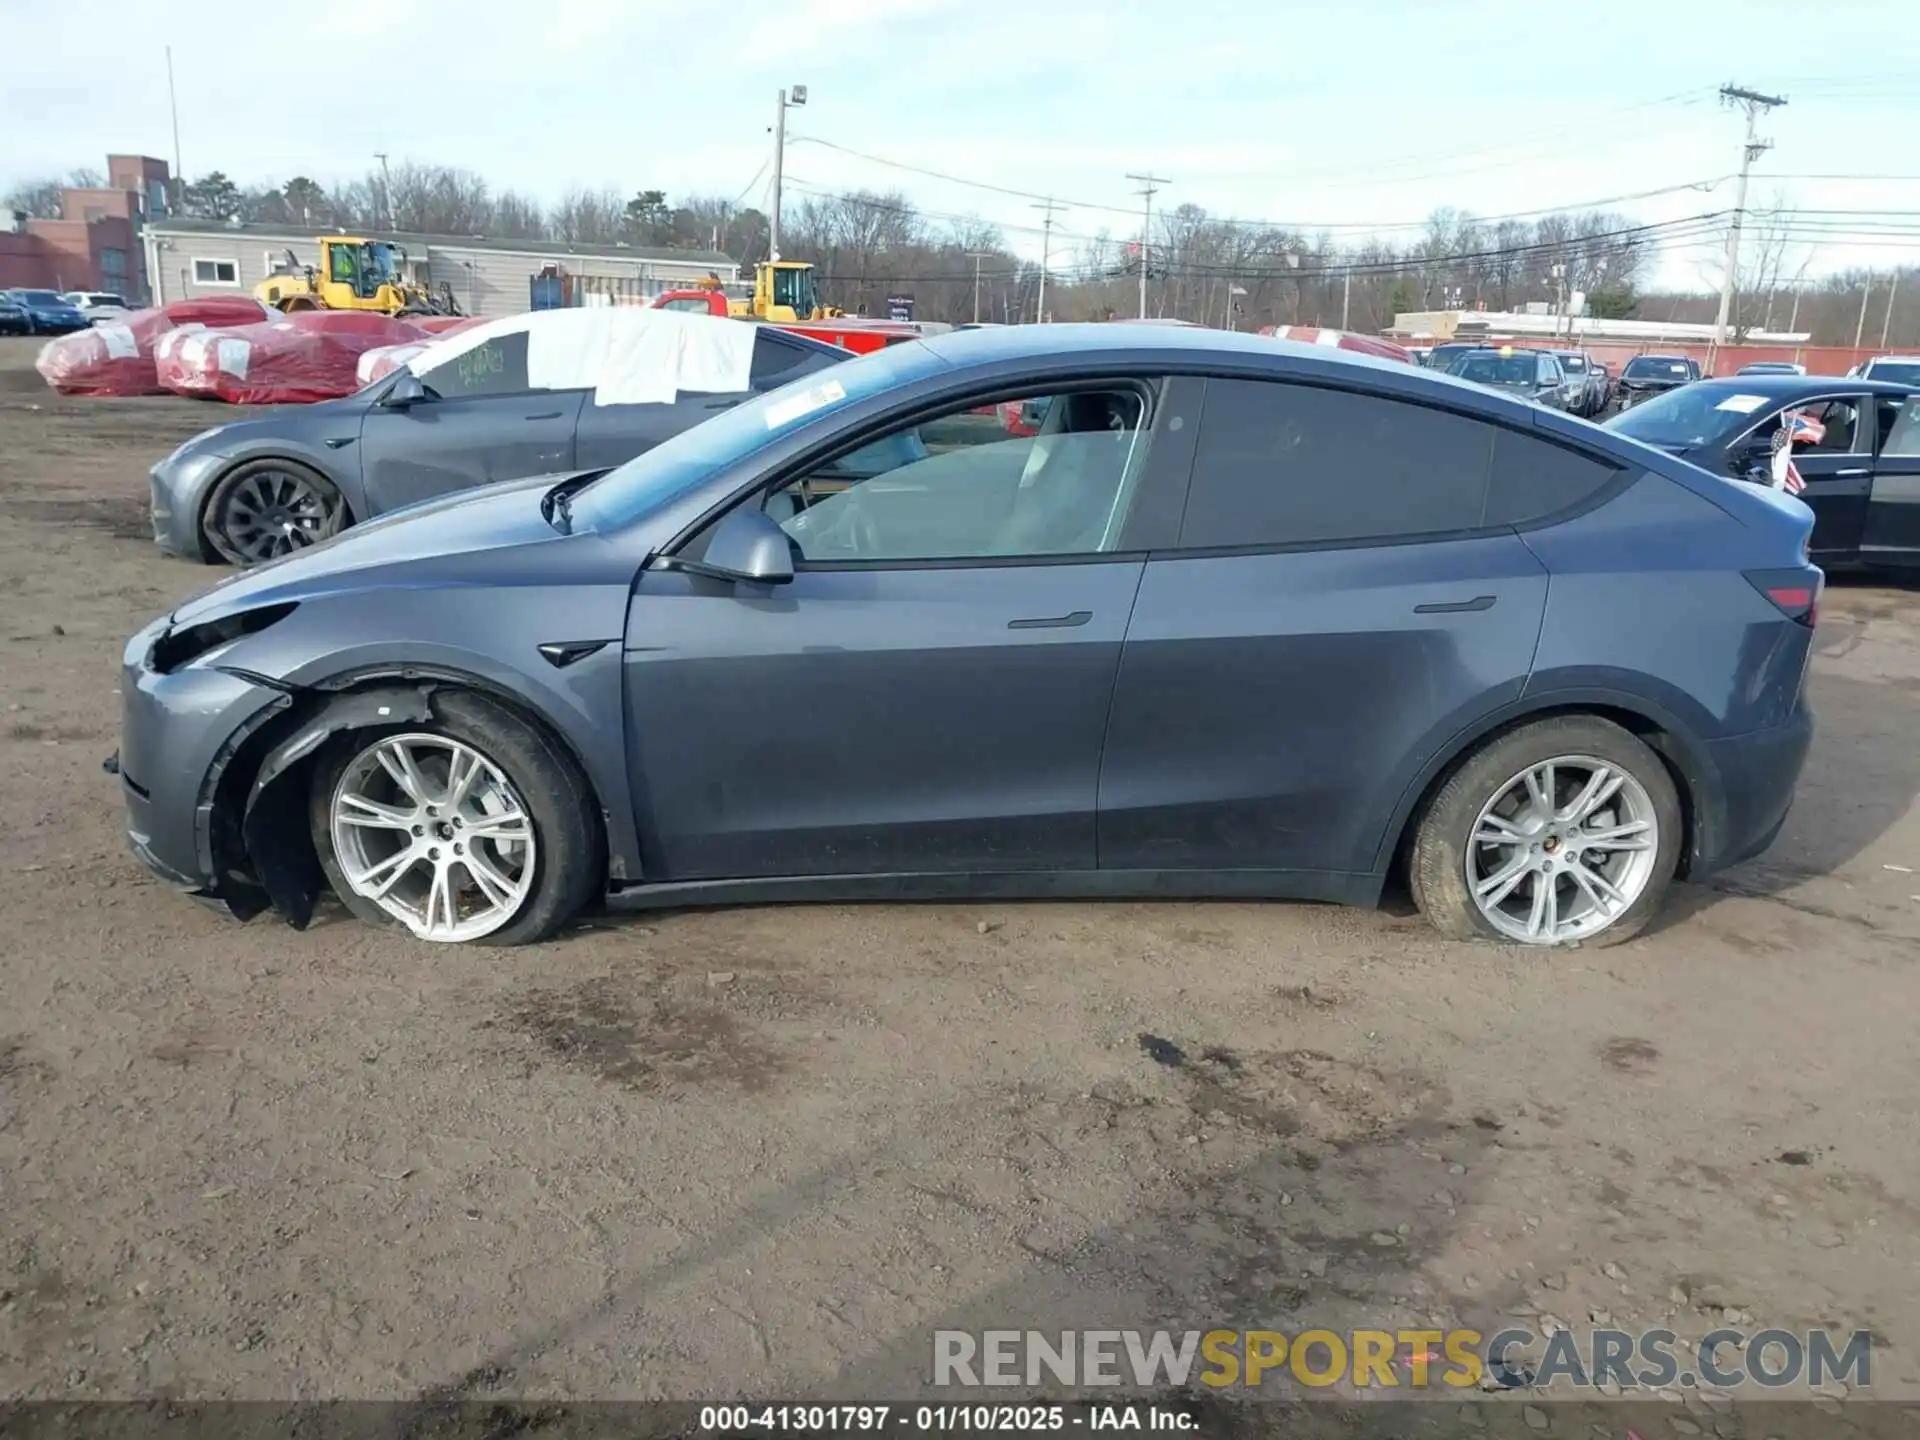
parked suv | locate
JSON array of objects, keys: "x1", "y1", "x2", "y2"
[
  {"x1": 1551, "y1": 349, "x2": 1606, "y2": 417},
  {"x1": 114, "y1": 326, "x2": 1817, "y2": 952},
  {"x1": 1444, "y1": 346, "x2": 1579, "y2": 410}
]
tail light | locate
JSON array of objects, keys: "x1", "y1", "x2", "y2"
[{"x1": 1744, "y1": 567, "x2": 1822, "y2": 627}]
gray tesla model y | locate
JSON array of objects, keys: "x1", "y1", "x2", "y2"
[{"x1": 113, "y1": 325, "x2": 1819, "y2": 948}]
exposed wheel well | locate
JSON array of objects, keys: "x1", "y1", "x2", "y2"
[
  {"x1": 1388, "y1": 702, "x2": 1699, "y2": 887},
  {"x1": 209, "y1": 675, "x2": 609, "y2": 926}
]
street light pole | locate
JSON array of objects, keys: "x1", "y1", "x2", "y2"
[
  {"x1": 1125, "y1": 172, "x2": 1169, "y2": 319},
  {"x1": 769, "y1": 84, "x2": 807, "y2": 262}
]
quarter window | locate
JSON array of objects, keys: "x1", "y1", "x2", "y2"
[
  {"x1": 764, "y1": 388, "x2": 1149, "y2": 564},
  {"x1": 1180, "y1": 379, "x2": 1495, "y2": 548}
]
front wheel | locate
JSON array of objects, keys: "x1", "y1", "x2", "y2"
[
  {"x1": 1409, "y1": 715, "x2": 1682, "y2": 947},
  {"x1": 202, "y1": 458, "x2": 347, "y2": 567},
  {"x1": 309, "y1": 692, "x2": 603, "y2": 945}
]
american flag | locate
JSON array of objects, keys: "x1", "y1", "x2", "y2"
[{"x1": 1769, "y1": 410, "x2": 1821, "y2": 495}]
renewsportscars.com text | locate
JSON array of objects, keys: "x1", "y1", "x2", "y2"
[{"x1": 932, "y1": 1327, "x2": 1871, "y2": 1391}]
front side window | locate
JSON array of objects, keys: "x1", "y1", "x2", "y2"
[
  {"x1": 1181, "y1": 379, "x2": 1496, "y2": 549},
  {"x1": 766, "y1": 388, "x2": 1150, "y2": 564},
  {"x1": 414, "y1": 331, "x2": 532, "y2": 398}
]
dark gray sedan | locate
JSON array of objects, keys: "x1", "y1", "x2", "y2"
[
  {"x1": 114, "y1": 325, "x2": 1818, "y2": 951},
  {"x1": 149, "y1": 317, "x2": 850, "y2": 565}
]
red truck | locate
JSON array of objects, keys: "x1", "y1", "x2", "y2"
[{"x1": 650, "y1": 289, "x2": 921, "y2": 355}]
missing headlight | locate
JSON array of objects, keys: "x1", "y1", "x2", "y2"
[{"x1": 149, "y1": 603, "x2": 298, "y2": 674}]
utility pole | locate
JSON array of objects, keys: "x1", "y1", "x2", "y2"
[
  {"x1": 1031, "y1": 199, "x2": 1065, "y2": 323},
  {"x1": 165, "y1": 46, "x2": 184, "y2": 211},
  {"x1": 769, "y1": 84, "x2": 807, "y2": 262},
  {"x1": 967, "y1": 252, "x2": 992, "y2": 323},
  {"x1": 374, "y1": 152, "x2": 392, "y2": 231},
  {"x1": 1882, "y1": 269, "x2": 1901, "y2": 349},
  {"x1": 1855, "y1": 276, "x2": 1873, "y2": 350},
  {"x1": 1125, "y1": 172, "x2": 1170, "y2": 320},
  {"x1": 1712, "y1": 83, "x2": 1787, "y2": 350},
  {"x1": 1341, "y1": 268, "x2": 1352, "y2": 330}
]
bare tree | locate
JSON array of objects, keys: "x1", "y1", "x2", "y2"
[
  {"x1": 550, "y1": 187, "x2": 624, "y2": 246},
  {"x1": 3, "y1": 178, "x2": 65, "y2": 219}
]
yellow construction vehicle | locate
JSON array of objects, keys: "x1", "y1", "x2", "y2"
[
  {"x1": 738, "y1": 260, "x2": 844, "y2": 322},
  {"x1": 253, "y1": 238, "x2": 461, "y2": 317}
]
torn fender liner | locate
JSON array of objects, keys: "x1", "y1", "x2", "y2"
[{"x1": 241, "y1": 686, "x2": 436, "y2": 928}]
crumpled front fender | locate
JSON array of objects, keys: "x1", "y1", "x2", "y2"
[{"x1": 241, "y1": 685, "x2": 436, "y2": 927}]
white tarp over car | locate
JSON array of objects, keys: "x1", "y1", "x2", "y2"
[{"x1": 408, "y1": 306, "x2": 759, "y2": 407}]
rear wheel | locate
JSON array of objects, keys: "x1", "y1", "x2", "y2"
[
  {"x1": 203, "y1": 458, "x2": 347, "y2": 567},
  {"x1": 1410, "y1": 715, "x2": 1682, "y2": 947},
  {"x1": 309, "y1": 693, "x2": 603, "y2": 946}
]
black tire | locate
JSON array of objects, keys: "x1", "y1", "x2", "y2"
[
  {"x1": 1408, "y1": 714, "x2": 1683, "y2": 948},
  {"x1": 202, "y1": 458, "x2": 348, "y2": 567},
  {"x1": 308, "y1": 691, "x2": 605, "y2": 946}
]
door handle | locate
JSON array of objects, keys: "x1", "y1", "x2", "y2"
[
  {"x1": 1008, "y1": 610, "x2": 1092, "y2": 630},
  {"x1": 525, "y1": 410, "x2": 564, "y2": 421},
  {"x1": 705, "y1": 399, "x2": 741, "y2": 410},
  {"x1": 1834, "y1": 467, "x2": 1869, "y2": 477},
  {"x1": 1413, "y1": 595, "x2": 1497, "y2": 614}
]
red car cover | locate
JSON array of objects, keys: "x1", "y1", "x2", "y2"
[
  {"x1": 1260, "y1": 325, "x2": 1414, "y2": 364},
  {"x1": 155, "y1": 311, "x2": 427, "y2": 404},
  {"x1": 34, "y1": 296, "x2": 274, "y2": 396},
  {"x1": 355, "y1": 315, "x2": 487, "y2": 387}
]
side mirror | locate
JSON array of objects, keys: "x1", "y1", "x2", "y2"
[
  {"x1": 688, "y1": 507, "x2": 795, "y2": 586},
  {"x1": 382, "y1": 370, "x2": 428, "y2": 408}
]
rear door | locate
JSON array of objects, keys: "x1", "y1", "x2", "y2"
[
  {"x1": 1098, "y1": 377, "x2": 1627, "y2": 878},
  {"x1": 1864, "y1": 391, "x2": 1920, "y2": 562},
  {"x1": 359, "y1": 329, "x2": 583, "y2": 515},
  {"x1": 573, "y1": 330, "x2": 842, "y2": 471}
]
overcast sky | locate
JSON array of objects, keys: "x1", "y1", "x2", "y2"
[{"x1": 5, "y1": 0, "x2": 1917, "y2": 289}]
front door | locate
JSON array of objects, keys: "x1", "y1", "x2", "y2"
[
  {"x1": 1863, "y1": 391, "x2": 1920, "y2": 562},
  {"x1": 1098, "y1": 378, "x2": 1623, "y2": 877},
  {"x1": 360, "y1": 329, "x2": 584, "y2": 515},
  {"x1": 1770, "y1": 395, "x2": 1874, "y2": 560},
  {"x1": 623, "y1": 382, "x2": 1170, "y2": 881}
]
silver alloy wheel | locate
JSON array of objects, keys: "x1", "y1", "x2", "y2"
[
  {"x1": 328, "y1": 733, "x2": 536, "y2": 943},
  {"x1": 1465, "y1": 754, "x2": 1659, "y2": 945},
  {"x1": 220, "y1": 467, "x2": 340, "y2": 563}
]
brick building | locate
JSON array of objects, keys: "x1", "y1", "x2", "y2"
[{"x1": 0, "y1": 154, "x2": 171, "y2": 300}]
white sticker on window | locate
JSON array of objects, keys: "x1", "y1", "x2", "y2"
[
  {"x1": 1715, "y1": 393, "x2": 1768, "y2": 414},
  {"x1": 763, "y1": 378, "x2": 846, "y2": 430}
]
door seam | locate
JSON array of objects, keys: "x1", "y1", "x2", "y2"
[{"x1": 1091, "y1": 559, "x2": 1153, "y2": 870}]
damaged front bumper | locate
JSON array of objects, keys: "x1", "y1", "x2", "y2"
[{"x1": 116, "y1": 615, "x2": 441, "y2": 929}]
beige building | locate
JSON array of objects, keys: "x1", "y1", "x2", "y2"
[{"x1": 141, "y1": 220, "x2": 739, "y2": 317}]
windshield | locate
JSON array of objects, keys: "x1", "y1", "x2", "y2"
[
  {"x1": 1450, "y1": 353, "x2": 1538, "y2": 387},
  {"x1": 1558, "y1": 355, "x2": 1587, "y2": 373},
  {"x1": 1606, "y1": 385, "x2": 1777, "y2": 448},
  {"x1": 17, "y1": 291, "x2": 63, "y2": 305},
  {"x1": 1624, "y1": 356, "x2": 1695, "y2": 380},
  {"x1": 1866, "y1": 361, "x2": 1920, "y2": 387},
  {"x1": 568, "y1": 339, "x2": 949, "y2": 532}
]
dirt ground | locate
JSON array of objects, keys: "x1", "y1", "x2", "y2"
[{"x1": 3, "y1": 334, "x2": 1919, "y2": 1420}]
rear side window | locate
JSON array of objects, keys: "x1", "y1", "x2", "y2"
[
  {"x1": 1179, "y1": 378, "x2": 1494, "y2": 549},
  {"x1": 1485, "y1": 430, "x2": 1623, "y2": 526}
]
